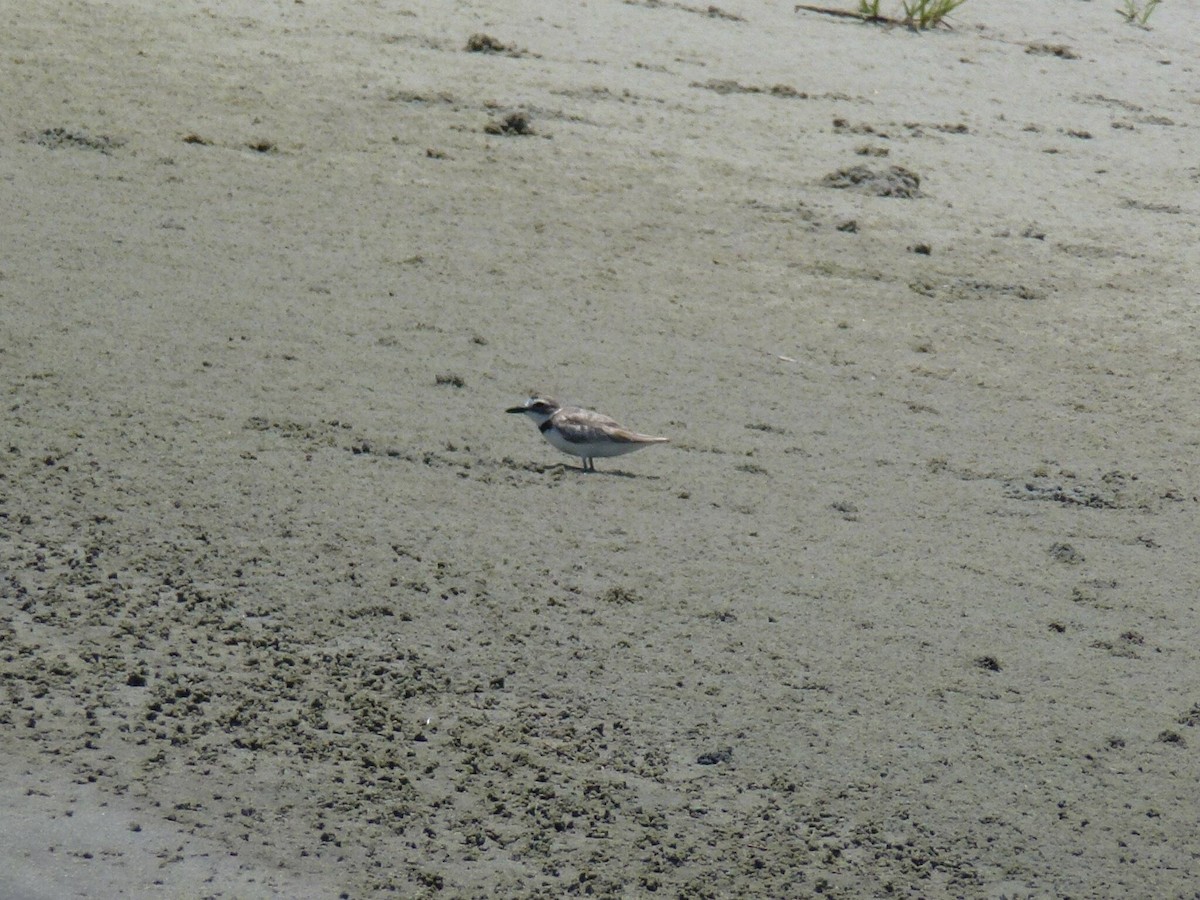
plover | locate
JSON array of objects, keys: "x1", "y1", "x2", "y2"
[{"x1": 506, "y1": 396, "x2": 669, "y2": 472}]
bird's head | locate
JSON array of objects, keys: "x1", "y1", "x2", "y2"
[{"x1": 506, "y1": 395, "x2": 561, "y2": 425}]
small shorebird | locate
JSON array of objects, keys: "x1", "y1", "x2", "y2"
[{"x1": 506, "y1": 396, "x2": 669, "y2": 472}]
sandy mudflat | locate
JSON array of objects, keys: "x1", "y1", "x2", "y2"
[{"x1": 3, "y1": 0, "x2": 1200, "y2": 896}]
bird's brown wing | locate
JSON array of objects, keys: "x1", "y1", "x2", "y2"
[
  {"x1": 550, "y1": 409, "x2": 620, "y2": 444},
  {"x1": 553, "y1": 408, "x2": 669, "y2": 444}
]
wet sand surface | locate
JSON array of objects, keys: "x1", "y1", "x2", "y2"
[{"x1": 3, "y1": 1, "x2": 1200, "y2": 896}]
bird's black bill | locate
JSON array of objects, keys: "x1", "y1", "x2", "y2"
[{"x1": 505, "y1": 406, "x2": 527, "y2": 414}]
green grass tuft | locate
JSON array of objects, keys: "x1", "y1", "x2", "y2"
[
  {"x1": 901, "y1": 0, "x2": 969, "y2": 28},
  {"x1": 1117, "y1": 0, "x2": 1161, "y2": 26}
]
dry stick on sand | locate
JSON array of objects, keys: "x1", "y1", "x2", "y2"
[
  {"x1": 794, "y1": 3, "x2": 963, "y2": 29},
  {"x1": 793, "y1": 4, "x2": 900, "y2": 25}
]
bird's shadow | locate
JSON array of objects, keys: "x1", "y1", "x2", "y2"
[{"x1": 561, "y1": 464, "x2": 660, "y2": 480}]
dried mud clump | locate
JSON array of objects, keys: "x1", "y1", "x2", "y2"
[
  {"x1": 1177, "y1": 704, "x2": 1200, "y2": 728},
  {"x1": 600, "y1": 586, "x2": 644, "y2": 605},
  {"x1": 29, "y1": 127, "x2": 123, "y2": 153},
  {"x1": 1048, "y1": 542, "x2": 1085, "y2": 565},
  {"x1": 464, "y1": 33, "x2": 531, "y2": 57},
  {"x1": 1026, "y1": 42, "x2": 1079, "y2": 60},
  {"x1": 822, "y1": 164, "x2": 921, "y2": 198},
  {"x1": 484, "y1": 111, "x2": 535, "y2": 135},
  {"x1": 693, "y1": 79, "x2": 808, "y2": 98},
  {"x1": 705, "y1": 5, "x2": 744, "y2": 22},
  {"x1": 466, "y1": 33, "x2": 511, "y2": 53}
]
